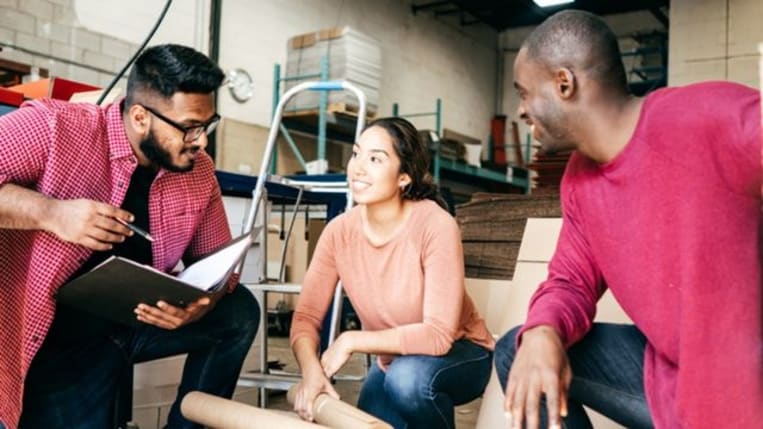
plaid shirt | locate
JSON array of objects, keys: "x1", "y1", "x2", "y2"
[{"x1": 0, "y1": 99, "x2": 233, "y2": 428}]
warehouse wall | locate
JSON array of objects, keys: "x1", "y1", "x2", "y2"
[
  {"x1": 214, "y1": 0, "x2": 500, "y2": 175},
  {"x1": 217, "y1": 0, "x2": 498, "y2": 145},
  {"x1": 0, "y1": 0, "x2": 206, "y2": 88},
  {"x1": 669, "y1": 0, "x2": 762, "y2": 87}
]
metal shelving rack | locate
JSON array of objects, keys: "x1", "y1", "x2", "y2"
[{"x1": 392, "y1": 99, "x2": 530, "y2": 193}]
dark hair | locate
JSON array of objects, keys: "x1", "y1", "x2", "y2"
[
  {"x1": 523, "y1": 10, "x2": 629, "y2": 94},
  {"x1": 365, "y1": 117, "x2": 448, "y2": 211},
  {"x1": 124, "y1": 44, "x2": 225, "y2": 106}
]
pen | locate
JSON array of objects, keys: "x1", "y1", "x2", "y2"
[{"x1": 115, "y1": 218, "x2": 155, "y2": 242}]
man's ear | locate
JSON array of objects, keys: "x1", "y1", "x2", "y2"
[
  {"x1": 555, "y1": 67, "x2": 576, "y2": 100},
  {"x1": 127, "y1": 104, "x2": 149, "y2": 134}
]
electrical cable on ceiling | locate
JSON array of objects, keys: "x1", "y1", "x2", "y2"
[{"x1": 96, "y1": 0, "x2": 174, "y2": 105}]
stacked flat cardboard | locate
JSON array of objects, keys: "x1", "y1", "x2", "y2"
[
  {"x1": 456, "y1": 193, "x2": 561, "y2": 279},
  {"x1": 285, "y1": 27, "x2": 381, "y2": 115},
  {"x1": 528, "y1": 149, "x2": 572, "y2": 190}
]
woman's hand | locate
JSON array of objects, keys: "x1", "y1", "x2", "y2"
[
  {"x1": 293, "y1": 370, "x2": 340, "y2": 422},
  {"x1": 320, "y1": 332, "x2": 354, "y2": 378}
]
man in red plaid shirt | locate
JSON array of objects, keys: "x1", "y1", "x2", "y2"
[{"x1": 0, "y1": 44, "x2": 260, "y2": 429}]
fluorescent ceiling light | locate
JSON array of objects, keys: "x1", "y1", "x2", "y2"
[{"x1": 533, "y1": 0, "x2": 574, "y2": 7}]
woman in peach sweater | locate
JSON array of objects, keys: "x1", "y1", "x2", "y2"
[{"x1": 289, "y1": 117, "x2": 495, "y2": 429}]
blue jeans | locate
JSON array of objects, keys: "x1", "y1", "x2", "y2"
[
  {"x1": 19, "y1": 285, "x2": 260, "y2": 429},
  {"x1": 495, "y1": 323, "x2": 653, "y2": 429},
  {"x1": 357, "y1": 339, "x2": 492, "y2": 429}
]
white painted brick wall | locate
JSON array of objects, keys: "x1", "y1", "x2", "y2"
[
  {"x1": 69, "y1": 27, "x2": 100, "y2": 52},
  {"x1": 74, "y1": 0, "x2": 207, "y2": 50},
  {"x1": 51, "y1": 40, "x2": 83, "y2": 62},
  {"x1": 1, "y1": 49, "x2": 32, "y2": 65},
  {"x1": 96, "y1": 71, "x2": 116, "y2": 88},
  {"x1": 727, "y1": 55, "x2": 758, "y2": 86},
  {"x1": 100, "y1": 37, "x2": 132, "y2": 59},
  {"x1": 51, "y1": 3, "x2": 77, "y2": 24},
  {"x1": 82, "y1": 49, "x2": 115, "y2": 71},
  {"x1": 0, "y1": 1, "x2": 184, "y2": 94},
  {"x1": 36, "y1": 21, "x2": 70, "y2": 44},
  {"x1": 0, "y1": 26, "x2": 15, "y2": 43},
  {"x1": 0, "y1": 9, "x2": 36, "y2": 33},
  {"x1": 16, "y1": 31, "x2": 51, "y2": 55},
  {"x1": 31, "y1": 55, "x2": 54, "y2": 70},
  {"x1": 0, "y1": 0, "x2": 207, "y2": 90},
  {"x1": 670, "y1": 0, "x2": 763, "y2": 87},
  {"x1": 18, "y1": 0, "x2": 53, "y2": 22},
  {"x1": 68, "y1": 63, "x2": 99, "y2": 84}
]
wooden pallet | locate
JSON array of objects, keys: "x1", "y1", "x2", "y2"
[{"x1": 283, "y1": 102, "x2": 377, "y2": 119}]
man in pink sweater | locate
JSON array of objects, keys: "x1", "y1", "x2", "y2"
[{"x1": 495, "y1": 10, "x2": 762, "y2": 429}]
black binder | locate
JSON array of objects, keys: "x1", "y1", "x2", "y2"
[{"x1": 57, "y1": 232, "x2": 255, "y2": 327}]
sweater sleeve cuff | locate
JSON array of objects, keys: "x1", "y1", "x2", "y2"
[{"x1": 517, "y1": 315, "x2": 569, "y2": 349}]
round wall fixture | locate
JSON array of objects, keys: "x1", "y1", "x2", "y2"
[{"x1": 226, "y1": 68, "x2": 254, "y2": 103}]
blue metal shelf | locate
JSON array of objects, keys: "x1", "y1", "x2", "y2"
[{"x1": 393, "y1": 99, "x2": 530, "y2": 193}]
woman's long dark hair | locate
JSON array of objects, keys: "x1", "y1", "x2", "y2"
[{"x1": 364, "y1": 117, "x2": 448, "y2": 211}]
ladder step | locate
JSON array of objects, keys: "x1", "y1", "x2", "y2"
[{"x1": 238, "y1": 372, "x2": 300, "y2": 391}]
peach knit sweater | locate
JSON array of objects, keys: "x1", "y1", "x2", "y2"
[{"x1": 290, "y1": 199, "x2": 494, "y2": 362}]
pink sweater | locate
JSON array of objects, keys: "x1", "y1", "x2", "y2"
[
  {"x1": 521, "y1": 82, "x2": 762, "y2": 428},
  {"x1": 290, "y1": 199, "x2": 494, "y2": 362}
]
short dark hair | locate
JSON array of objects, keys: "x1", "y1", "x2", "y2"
[
  {"x1": 125, "y1": 44, "x2": 225, "y2": 106},
  {"x1": 365, "y1": 117, "x2": 448, "y2": 211},
  {"x1": 523, "y1": 10, "x2": 628, "y2": 94}
]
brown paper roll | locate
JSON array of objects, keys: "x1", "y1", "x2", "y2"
[
  {"x1": 286, "y1": 385, "x2": 393, "y2": 429},
  {"x1": 181, "y1": 391, "x2": 328, "y2": 429}
]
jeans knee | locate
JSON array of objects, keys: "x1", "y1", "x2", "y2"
[
  {"x1": 494, "y1": 325, "x2": 522, "y2": 388},
  {"x1": 384, "y1": 361, "x2": 430, "y2": 414}
]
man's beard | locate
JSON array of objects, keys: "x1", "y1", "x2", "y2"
[
  {"x1": 535, "y1": 100, "x2": 573, "y2": 155},
  {"x1": 139, "y1": 131, "x2": 196, "y2": 173}
]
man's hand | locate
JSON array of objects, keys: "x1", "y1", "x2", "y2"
[
  {"x1": 293, "y1": 370, "x2": 340, "y2": 422},
  {"x1": 135, "y1": 293, "x2": 219, "y2": 329},
  {"x1": 504, "y1": 325, "x2": 571, "y2": 429},
  {"x1": 44, "y1": 198, "x2": 134, "y2": 250},
  {"x1": 320, "y1": 332, "x2": 354, "y2": 378}
]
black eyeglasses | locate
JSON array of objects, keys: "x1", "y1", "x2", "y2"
[{"x1": 140, "y1": 104, "x2": 221, "y2": 143}]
